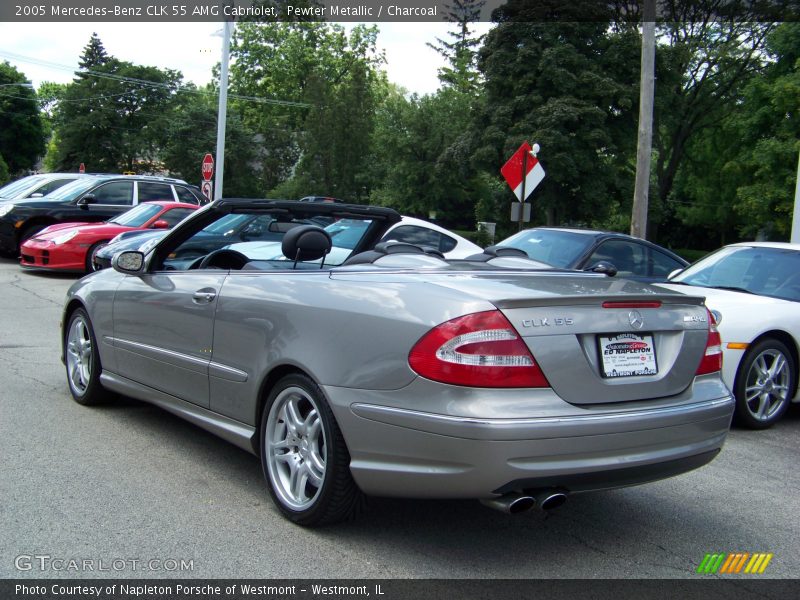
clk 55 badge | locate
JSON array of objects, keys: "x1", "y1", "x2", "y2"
[{"x1": 521, "y1": 317, "x2": 575, "y2": 328}]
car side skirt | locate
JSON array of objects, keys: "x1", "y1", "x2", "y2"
[{"x1": 99, "y1": 371, "x2": 256, "y2": 454}]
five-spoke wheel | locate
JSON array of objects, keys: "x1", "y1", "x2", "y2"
[
  {"x1": 65, "y1": 308, "x2": 111, "y2": 405},
  {"x1": 261, "y1": 374, "x2": 363, "y2": 526},
  {"x1": 735, "y1": 338, "x2": 796, "y2": 429}
]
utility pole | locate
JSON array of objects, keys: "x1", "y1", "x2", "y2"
[
  {"x1": 792, "y1": 148, "x2": 800, "y2": 243},
  {"x1": 631, "y1": 0, "x2": 656, "y2": 239},
  {"x1": 214, "y1": 14, "x2": 232, "y2": 201}
]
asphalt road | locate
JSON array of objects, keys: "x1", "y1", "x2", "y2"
[{"x1": 1, "y1": 258, "x2": 798, "y2": 581}]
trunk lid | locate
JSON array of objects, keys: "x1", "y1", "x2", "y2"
[{"x1": 427, "y1": 272, "x2": 710, "y2": 404}]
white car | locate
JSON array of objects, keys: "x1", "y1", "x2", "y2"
[
  {"x1": 659, "y1": 242, "x2": 800, "y2": 429},
  {"x1": 228, "y1": 216, "x2": 483, "y2": 263},
  {"x1": 379, "y1": 216, "x2": 482, "y2": 258},
  {"x1": 0, "y1": 173, "x2": 87, "y2": 201}
]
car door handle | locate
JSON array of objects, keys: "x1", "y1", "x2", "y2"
[{"x1": 192, "y1": 289, "x2": 217, "y2": 304}]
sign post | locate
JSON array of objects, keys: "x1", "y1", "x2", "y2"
[
  {"x1": 201, "y1": 153, "x2": 214, "y2": 201},
  {"x1": 501, "y1": 142, "x2": 545, "y2": 230}
]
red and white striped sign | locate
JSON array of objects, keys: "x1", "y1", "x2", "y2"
[{"x1": 501, "y1": 141, "x2": 545, "y2": 201}]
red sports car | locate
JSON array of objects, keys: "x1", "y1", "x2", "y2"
[{"x1": 20, "y1": 201, "x2": 199, "y2": 272}]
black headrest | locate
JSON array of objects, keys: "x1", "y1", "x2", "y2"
[{"x1": 281, "y1": 225, "x2": 332, "y2": 261}]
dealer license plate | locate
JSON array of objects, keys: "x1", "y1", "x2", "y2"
[{"x1": 598, "y1": 333, "x2": 658, "y2": 378}]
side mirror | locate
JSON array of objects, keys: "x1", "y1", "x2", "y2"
[
  {"x1": 151, "y1": 220, "x2": 170, "y2": 229},
  {"x1": 112, "y1": 250, "x2": 145, "y2": 275},
  {"x1": 586, "y1": 261, "x2": 618, "y2": 277},
  {"x1": 77, "y1": 193, "x2": 97, "y2": 207}
]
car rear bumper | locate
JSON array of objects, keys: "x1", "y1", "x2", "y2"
[{"x1": 323, "y1": 375, "x2": 734, "y2": 499}]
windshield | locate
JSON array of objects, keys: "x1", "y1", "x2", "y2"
[
  {"x1": 498, "y1": 229, "x2": 595, "y2": 267},
  {"x1": 44, "y1": 177, "x2": 104, "y2": 201},
  {"x1": 673, "y1": 246, "x2": 800, "y2": 302},
  {"x1": 201, "y1": 213, "x2": 253, "y2": 235},
  {"x1": 161, "y1": 210, "x2": 377, "y2": 270},
  {"x1": 0, "y1": 175, "x2": 46, "y2": 198},
  {"x1": 110, "y1": 203, "x2": 163, "y2": 227},
  {"x1": 325, "y1": 219, "x2": 371, "y2": 250}
]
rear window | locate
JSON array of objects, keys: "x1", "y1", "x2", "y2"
[
  {"x1": 499, "y1": 229, "x2": 594, "y2": 267},
  {"x1": 137, "y1": 182, "x2": 175, "y2": 202},
  {"x1": 383, "y1": 225, "x2": 457, "y2": 253},
  {"x1": 175, "y1": 186, "x2": 202, "y2": 204},
  {"x1": 110, "y1": 203, "x2": 164, "y2": 227}
]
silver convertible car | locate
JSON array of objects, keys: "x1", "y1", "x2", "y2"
[{"x1": 62, "y1": 199, "x2": 734, "y2": 526}]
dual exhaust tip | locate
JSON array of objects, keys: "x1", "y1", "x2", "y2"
[{"x1": 480, "y1": 490, "x2": 567, "y2": 515}]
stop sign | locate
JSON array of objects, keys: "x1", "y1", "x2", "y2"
[{"x1": 201, "y1": 153, "x2": 214, "y2": 181}]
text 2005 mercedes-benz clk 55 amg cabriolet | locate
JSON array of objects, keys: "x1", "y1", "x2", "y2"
[{"x1": 61, "y1": 199, "x2": 734, "y2": 526}]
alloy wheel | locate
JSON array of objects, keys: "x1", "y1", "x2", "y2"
[
  {"x1": 66, "y1": 316, "x2": 93, "y2": 395},
  {"x1": 265, "y1": 386, "x2": 327, "y2": 510},
  {"x1": 744, "y1": 348, "x2": 791, "y2": 422}
]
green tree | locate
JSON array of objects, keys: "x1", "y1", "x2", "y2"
[
  {"x1": 161, "y1": 85, "x2": 262, "y2": 198},
  {"x1": 229, "y1": 23, "x2": 384, "y2": 196},
  {"x1": 731, "y1": 23, "x2": 799, "y2": 240},
  {"x1": 52, "y1": 36, "x2": 183, "y2": 173},
  {"x1": 472, "y1": 0, "x2": 638, "y2": 227},
  {"x1": 668, "y1": 21, "x2": 796, "y2": 245},
  {"x1": 0, "y1": 62, "x2": 46, "y2": 175},
  {"x1": 651, "y1": 13, "x2": 775, "y2": 230},
  {"x1": 427, "y1": 0, "x2": 486, "y2": 94},
  {"x1": 368, "y1": 85, "x2": 484, "y2": 227},
  {"x1": 0, "y1": 153, "x2": 9, "y2": 185}
]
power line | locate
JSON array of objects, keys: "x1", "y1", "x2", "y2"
[{"x1": 0, "y1": 50, "x2": 311, "y2": 108}]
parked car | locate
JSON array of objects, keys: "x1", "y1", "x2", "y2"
[
  {"x1": 20, "y1": 201, "x2": 199, "y2": 273},
  {"x1": 62, "y1": 198, "x2": 733, "y2": 526},
  {"x1": 659, "y1": 242, "x2": 800, "y2": 429},
  {"x1": 495, "y1": 227, "x2": 689, "y2": 282},
  {"x1": 381, "y1": 216, "x2": 482, "y2": 258},
  {"x1": 0, "y1": 174, "x2": 205, "y2": 257},
  {"x1": 90, "y1": 229, "x2": 169, "y2": 270},
  {"x1": 0, "y1": 173, "x2": 88, "y2": 201}
]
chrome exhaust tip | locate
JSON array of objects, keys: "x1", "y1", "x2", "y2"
[
  {"x1": 480, "y1": 493, "x2": 536, "y2": 514},
  {"x1": 534, "y1": 489, "x2": 567, "y2": 511}
]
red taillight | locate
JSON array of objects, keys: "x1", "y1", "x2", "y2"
[
  {"x1": 408, "y1": 310, "x2": 550, "y2": 388},
  {"x1": 696, "y1": 308, "x2": 723, "y2": 375}
]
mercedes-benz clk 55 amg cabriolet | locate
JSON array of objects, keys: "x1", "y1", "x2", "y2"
[{"x1": 62, "y1": 199, "x2": 734, "y2": 526}]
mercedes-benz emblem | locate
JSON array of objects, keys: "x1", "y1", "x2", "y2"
[{"x1": 629, "y1": 310, "x2": 644, "y2": 330}]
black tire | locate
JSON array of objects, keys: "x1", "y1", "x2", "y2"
[
  {"x1": 64, "y1": 308, "x2": 114, "y2": 406},
  {"x1": 86, "y1": 241, "x2": 110, "y2": 272},
  {"x1": 734, "y1": 338, "x2": 796, "y2": 429},
  {"x1": 260, "y1": 374, "x2": 364, "y2": 526}
]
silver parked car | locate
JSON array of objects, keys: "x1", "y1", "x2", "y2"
[{"x1": 62, "y1": 199, "x2": 734, "y2": 526}]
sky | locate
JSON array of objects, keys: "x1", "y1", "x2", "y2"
[{"x1": 0, "y1": 22, "x2": 493, "y2": 96}]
